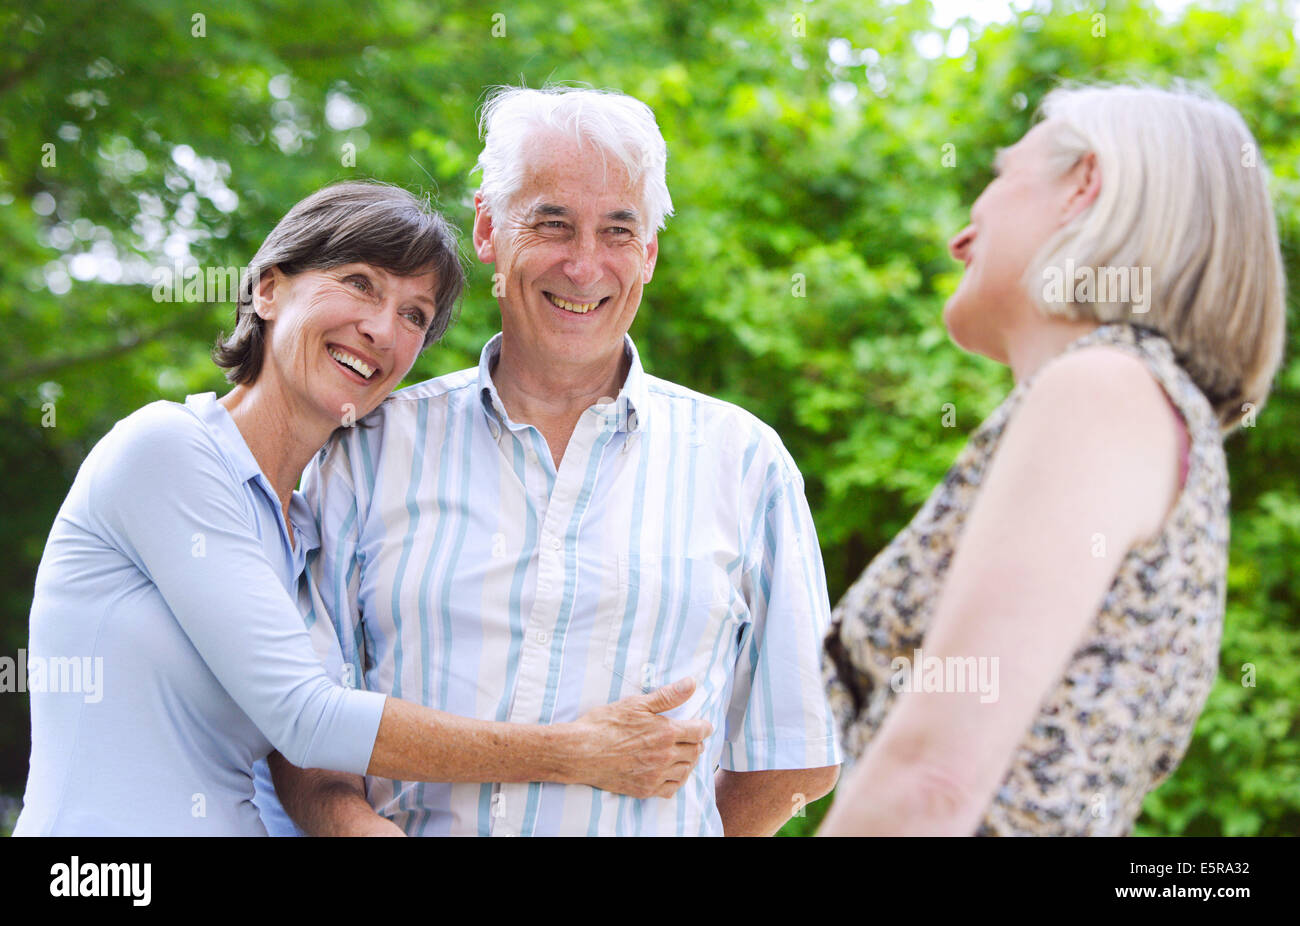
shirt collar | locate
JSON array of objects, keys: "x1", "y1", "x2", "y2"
[
  {"x1": 476, "y1": 332, "x2": 649, "y2": 435},
  {"x1": 184, "y1": 392, "x2": 321, "y2": 554}
]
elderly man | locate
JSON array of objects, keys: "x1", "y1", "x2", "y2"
[{"x1": 275, "y1": 86, "x2": 840, "y2": 836}]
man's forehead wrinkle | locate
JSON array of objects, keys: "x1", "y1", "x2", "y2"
[{"x1": 518, "y1": 131, "x2": 644, "y2": 202}]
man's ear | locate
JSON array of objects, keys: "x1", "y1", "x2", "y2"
[
  {"x1": 642, "y1": 233, "x2": 659, "y2": 284},
  {"x1": 1061, "y1": 152, "x2": 1101, "y2": 225},
  {"x1": 253, "y1": 266, "x2": 281, "y2": 321},
  {"x1": 472, "y1": 193, "x2": 497, "y2": 264}
]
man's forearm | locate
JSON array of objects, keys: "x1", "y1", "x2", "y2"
[
  {"x1": 268, "y1": 751, "x2": 404, "y2": 836},
  {"x1": 714, "y1": 766, "x2": 841, "y2": 836}
]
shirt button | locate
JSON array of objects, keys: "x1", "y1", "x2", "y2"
[
  {"x1": 536, "y1": 630, "x2": 549, "y2": 644},
  {"x1": 550, "y1": 537, "x2": 562, "y2": 551}
]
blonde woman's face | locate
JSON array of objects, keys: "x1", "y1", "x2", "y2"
[{"x1": 943, "y1": 121, "x2": 1075, "y2": 361}]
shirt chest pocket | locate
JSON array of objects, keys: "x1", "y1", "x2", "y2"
[{"x1": 601, "y1": 553, "x2": 741, "y2": 697}]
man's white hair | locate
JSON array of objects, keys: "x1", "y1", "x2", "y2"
[{"x1": 474, "y1": 85, "x2": 674, "y2": 232}]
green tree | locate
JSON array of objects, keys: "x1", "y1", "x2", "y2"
[{"x1": 2, "y1": 0, "x2": 1296, "y2": 835}]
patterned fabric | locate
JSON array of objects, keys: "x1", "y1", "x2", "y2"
[
  {"x1": 823, "y1": 324, "x2": 1228, "y2": 835},
  {"x1": 305, "y1": 332, "x2": 841, "y2": 836}
]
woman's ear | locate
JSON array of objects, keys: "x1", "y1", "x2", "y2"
[
  {"x1": 252, "y1": 267, "x2": 280, "y2": 321},
  {"x1": 1061, "y1": 152, "x2": 1101, "y2": 224}
]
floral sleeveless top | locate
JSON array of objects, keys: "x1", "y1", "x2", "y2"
[{"x1": 822, "y1": 324, "x2": 1229, "y2": 835}]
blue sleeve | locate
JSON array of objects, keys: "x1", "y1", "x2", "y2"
[
  {"x1": 86, "y1": 404, "x2": 385, "y2": 773},
  {"x1": 722, "y1": 454, "x2": 843, "y2": 772}
]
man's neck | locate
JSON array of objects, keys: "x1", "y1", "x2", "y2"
[{"x1": 492, "y1": 337, "x2": 631, "y2": 468}]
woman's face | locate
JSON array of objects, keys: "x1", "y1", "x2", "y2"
[
  {"x1": 943, "y1": 121, "x2": 1076, "y2": 362},
  {"x1": 254, "y1": 262, "x2": 436, "y2": 429}
]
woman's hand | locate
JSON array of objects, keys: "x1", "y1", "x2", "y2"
[{"x1": 568, "y1": 677, "x2": 713, "y2": 799}]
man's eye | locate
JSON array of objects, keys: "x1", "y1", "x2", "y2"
[
  {"x1": 540, "y1": 221, "x2": 567, "y2": 229},
  {"x1": 609, "y1": 227, "x2": 632, "y2": 236}
]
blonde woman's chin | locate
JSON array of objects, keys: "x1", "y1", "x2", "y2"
[{"x1": 942, "y1": 294, "x2": 1004, "y2": 364}]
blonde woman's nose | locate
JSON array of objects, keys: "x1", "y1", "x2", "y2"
[{"x1": 948, "y1": 225, "x2": 976, "y2": 263}]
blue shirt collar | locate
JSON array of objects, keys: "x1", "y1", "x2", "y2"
[
  {"x1": 184, "y1": 392, "x2": 321, "y2": 554},
  {"x1": 476, "y1": 332, "x2": 648, "y2": 435}
]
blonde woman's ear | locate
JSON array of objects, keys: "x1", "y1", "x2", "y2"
[{"x1": 1061, "y1": 151, "x2": 1101, "y2": 224}]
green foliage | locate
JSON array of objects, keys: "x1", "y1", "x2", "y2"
[{"x1": 1, "y1": 0, "x2": 1296, "y2": 834}]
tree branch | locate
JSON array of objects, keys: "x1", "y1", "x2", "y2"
[{"x1": 0, "y1": 308, "x2": 215, "y2": 386}]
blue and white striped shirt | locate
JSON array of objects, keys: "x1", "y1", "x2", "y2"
[{"x1": 304, "y1": 333, "x2": 840, "y2": 835}]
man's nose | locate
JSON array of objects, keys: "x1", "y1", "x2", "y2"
[
  {"x1": 948, "y1": 225, "x2": 975, "y2": 263},
  {"x1": 562, "y1": 233, "x2": 602, "y2": 292}
]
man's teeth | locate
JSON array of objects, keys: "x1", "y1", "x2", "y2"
[
  {"x1": 548, "y1": 294, "x2": 600, "y2": 314},
  {"x1": 329, "y1": 347, "x2": 375, "y2": 379}
]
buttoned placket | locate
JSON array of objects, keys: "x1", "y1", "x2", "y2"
[{"x1": 490, "y1": 404, "x2": 620, "y2": 837}]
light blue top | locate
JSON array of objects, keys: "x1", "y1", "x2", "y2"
[
  {"x1": 306, "y1": 333, "x2": 841, "y2": 836},
  {"x1": 14, "y1": 393, "x2": 386, "y2": 836}
]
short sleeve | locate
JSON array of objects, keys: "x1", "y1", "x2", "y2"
[
  {"x1": 86, "y1": 404, "x2": 385, "y2": 773},
  {"x1": 721, "y1": 463, "x2": 843, "y2": 772}
]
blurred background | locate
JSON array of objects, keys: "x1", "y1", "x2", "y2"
[{"x1": 1, "y1": 0, "x2": 1296, "y2": 836}]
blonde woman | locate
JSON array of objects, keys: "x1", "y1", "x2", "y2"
[{"x1": 820, "y1": 84, "x2": 1286, "y2": 835}]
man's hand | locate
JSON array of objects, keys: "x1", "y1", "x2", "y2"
[{"x1": 568, "y1": 677, "x2": 713, "y2": 799}]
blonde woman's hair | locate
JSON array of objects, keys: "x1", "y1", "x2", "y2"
[{"x1": 1025, "y1": 82, "x2": 1286, "y2": 432}]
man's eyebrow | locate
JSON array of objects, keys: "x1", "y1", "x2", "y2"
[
  {"x1": 606, "y1": 208, "x2": 640, "y2": 224},
  {"x1": 528, "y1": 203, "x2": 570, "y2": 219}
]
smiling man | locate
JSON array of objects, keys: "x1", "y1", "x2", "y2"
[{"x1": 284, "y1": 86, "x2": 840, "y2": 836}]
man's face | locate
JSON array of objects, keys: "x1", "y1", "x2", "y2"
[{"x1": 473, "y1": 131, "x2": 659, "y2": 373}]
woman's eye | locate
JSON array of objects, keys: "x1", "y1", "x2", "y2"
[
  {"x1": 404, "y1": 309, "x2": 428, "y2": 328},
  {"x1": 347, "y1": 275, "x2": 372, "y2": 293}
]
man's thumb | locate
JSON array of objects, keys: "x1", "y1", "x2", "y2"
[{"x1": 642, "y1": 677, "x2": 695, "y2": 713}]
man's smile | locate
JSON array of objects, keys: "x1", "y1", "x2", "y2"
[{"x1": 544, "y1": 292, "x2": 610, "y2": 315}]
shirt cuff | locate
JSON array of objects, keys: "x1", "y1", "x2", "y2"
[{"x1": 302, "y1": 688, "x2": 387, "y2": 775}]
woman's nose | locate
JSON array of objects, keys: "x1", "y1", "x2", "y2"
[
  {"x1": 357, "y1": 304, "x2": 397, "y2": 348},
  {"x1": 948, "y1": 225, "x2": 975, "y2": 263}
]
